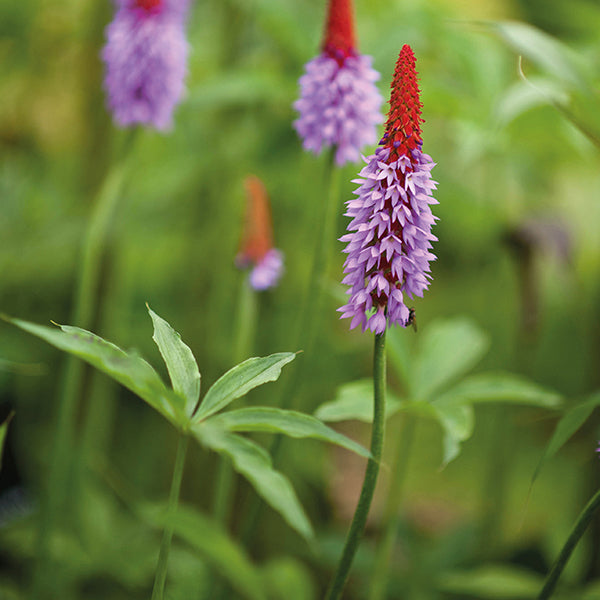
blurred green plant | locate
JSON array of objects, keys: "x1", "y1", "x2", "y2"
[
  {"x1": 316, "y1": 316, "x2": 562, "y2": 599},
  {"x1": 4, "y1": 305, "x2": 371, "y2": 598}
]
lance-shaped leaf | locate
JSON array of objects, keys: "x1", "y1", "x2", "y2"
[
  {"x1": 5, "y1": 317, "x2": 185, "y2": 425},
  {"x1": 531, "y1": 391, "x2": 600, "y2": 484},
  {"x1": 0, "y1": 412, "x2": 14, "y2": 469},
  {"x1": 435, "y1": 373, "x2": 562, "y2": 408},
  {"x1": 314, "y1": 379, "x2": 404, "y2": 423},
  {"x1": 141, "y1": 502, "x2": 266, "y2": 600},
  {"x1": 210, "y1": 407, "x2": 371, "y2": 459},
  {"x1": 412, "y1": 318, "x2": 490, "y2": 401},
  {"x1": 432, "y1": 403, "x2": 475, "y2": 467},
  {"x1": 488, "y1": 21, "x2": 588, "y2": 89},
  {"x1": 193, "y1": 422, "x2": 313, "y2": 541},
  {"x1": 147, "y1": 305, "x2": 201, "y2": 419},
  {"x1": 193, "y1": 353, "x2": 296, "y2": 422}
]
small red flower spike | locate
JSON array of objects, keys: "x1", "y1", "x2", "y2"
[{"x1": 239, "y1": 176, "x2": 274, "y2": 266}]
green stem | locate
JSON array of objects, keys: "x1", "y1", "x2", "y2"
[
  {"x1": 240, "y1": 149, "x2": 342, "y2": 545},
  {"x1": 213, "y1": 278, "x2": 257, "y2": 526},
  {"x1": 30, "y1": 140, "x2": 131, "y2": 600},
  {"x1": 151, "y1": 433, "x2": 189, "y2": 600},
  {"x1": 325, "y1": 331, "x2": 387, "y2": 600},
  {"x1": 537, "y1": 487, "x2": 600, "y2": 600},
  {"x1": 369, "y1": 416, "x2": 416, "y2": 600},
  {"x1": 292, "y1": 147, "x2": 342, "y2": 372}
]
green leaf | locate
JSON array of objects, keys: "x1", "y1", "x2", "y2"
[
  {"x1": 194, "y1": 353, "x2": 296, "y2": 422},
  {"x1": 193, "y1": 422, "x2": 313, "y2": 541},
  {"x1": 387, "y1": 327, "x2": 414, "y2": 395},
  {"x1": 532, "y1": 391, "x2": 600, "y2": 484},
  {"x1": 314, "y1": 379, "x2": 403, "y2": 423},
  {"x1": 5, "y1": 317, "x2": 185, "y2": 425},
  {"x1": 141, "y1": 502, "x2": 265, "y2": 600},
  {"x1": 210, "y1": 407, "x2": 371, "y2": 459},
  {"x1": 432, "y1": 403, "x2": 475, "y2": 466},
  {"x1": 439, "y1": 564, "x2": 543, "y2": 599},
  {"x1": 0, "y1": 412, "x2": 14, "y2": 469},
  {"x1": 488, "y1": 21, "x2": 587, "y2": 88},
  {"x1": 261, "y1": 557, "x2": 316, "y2": 600},
  {"x1": 412, "y1": 318, "x2": 490, "y2": 400},
  {"x1": 147, "y1": 305, "x2": 201, "y2": 419},
  {"x1": 435, "y1": 373, "x2": 562, "y2": 408}
]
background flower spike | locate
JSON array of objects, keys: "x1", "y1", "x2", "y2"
[{"x1": 293, "y1": 0, "x2": 383, "y2": 166}]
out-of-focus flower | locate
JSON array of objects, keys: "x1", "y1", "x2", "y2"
[
  {"x1": 102, "y1": 0, "x2": 190, "y2": 131},
  {"x1": 339, "y1": 45, "x2": 438, "y2": 334},
  {"x1": 236, "y1": 176, "x2": 284, "y2": 291},
  {"x1": 293, "y1": 0, "x2": 383, "y2": 166}
]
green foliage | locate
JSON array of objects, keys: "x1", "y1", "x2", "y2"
[
  {"x1": 148, "y1": 305, "x2": 201, "y2": 418},
  {"x1": 141, "y1": 502, "x2": 266, "y2": 600},
  {"x1": 6, "y1": 307, "x2": 368, "y2": 541},
  {"x1": 193, "y1": 353, "x2": 297, "y2": 422},
  {"x1": 194, "y1": 422, "x2": 313, "y2": 540},
  {"x1": 0, "y1": 412, "x2": 13, "y2": 468},
  {"x1": 532, "y1": 391, "x2": 600, "y2": 484},
  {"x1": 5, "y1": 316, "x2": 187, "y2": 424},
  {"x1": 210, "y1": 407, "x2": 371, "y2": 458},
  {"x1": 439, "y1": 564, "x2": 544, "y2": 599},
  {"x1": 317, "y1": 317, "x2": 562, "y2": 465}
]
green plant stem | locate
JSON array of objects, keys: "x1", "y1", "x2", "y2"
[
  {"x1": 291, "y1": 147, "x2": 342, "y2": 375},
  {"x1": 30, "y1": 141, "x2": 131, "y2": 600},
  {"x1": 325, "y1": 331, "x2": 387, "y2": 600},
  {"x1": 239, "y1": 149, "x2": 342, "y2": 546},
  {"x1": 537, "y1": 487, "x2": 600, "y2": 600},
  {"x1": 151, "y1": 433, "x2": 189, "y2": 600},
  {"x1": 369, "y1": 415, "x2": 416, "y2": 600},
  {"x1": 213, "y1": 278, "x2": 257, "y2": 526}
]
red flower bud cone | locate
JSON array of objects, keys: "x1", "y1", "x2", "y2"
[
  {"x1": 384, "y1": 44, "x2": 423, "y2": 159},
  {"x1": 322, "y1": 0, "x2": 356, "y2": 58}
]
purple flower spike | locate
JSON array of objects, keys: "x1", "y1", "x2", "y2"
[
  {"x1": 236, "y1": 176, "x2": 284, "y2": 292},
  {"x1": 339, "y1": 45, "x2": 439, "y2": 334},
  {"x1": 102, "y1": 0, "x2": 190, "y2": 131},
  {"x1": 293, "y1": 0, "x2": 383, "y2": 166}
]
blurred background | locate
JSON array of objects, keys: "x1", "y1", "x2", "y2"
[{"x1": 1, "y1": 0, "x2": 600, "y2": 598}]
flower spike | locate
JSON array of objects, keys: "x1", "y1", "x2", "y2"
[
  {"x1": 236, "y1": 176, "x2": 284, "y2": 291},
  {"x1": 339, "y1": 45, "x2": 438, "y2": 334},
  {"x1": 102, "y1": 0, "x2": 190, "y2": 131},
  {"x1": 293, "y1": 0, "x2": 383, "y2": 166}
]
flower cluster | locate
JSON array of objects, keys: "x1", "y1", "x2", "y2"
[
  {"x1": 293, "y1": 0, "x2": 383, "y2": 166},
  {"x1": 236, "y1": 176, "x2": 284, "y2": 291},
  {"x1": 339, "y1": 45, "x2": 438, "y2": 334},
  {"x1": 102, "y1": 0, "x2": 190, "y2": 131}
]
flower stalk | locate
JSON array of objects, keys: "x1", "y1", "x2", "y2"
[
  {"x1": 369, "y1": 415, "x2": 416, "y2": 600},
  {"x1": 537, "y1": 487, "x2": 600, "y2": 600},
  {"x1": 325, "y1": 330, "x2": 387, "y2": 600},
  {"x1": 30, "y1": 136, "x2": 133, "y2": 599},
  {"x1": 151, "y1": 433, "x2": 189, "y2": 600}
]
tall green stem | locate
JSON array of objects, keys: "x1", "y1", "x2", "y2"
[
  {"x1": 369, "y1": 416, "x2": 416, "y2": 600},
  {"x1": 30, "y1": 141, "x2": 131, "y2": 599},
  {"x1": 325, "y1": 331, "x2": 387, "y2": 600},
  {"x1": 537, "y1": 487, "x2": 600, "y2": 600},
  {"x1": 151, "y1": 433, "x2": 189, "y2": 600}
]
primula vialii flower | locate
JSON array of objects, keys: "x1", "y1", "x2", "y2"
[
  {"x1": 102, "y1": 0, "x2": 190, "y2": 131},
  {"x1": 236, "y1": 176, "x2": 284, "y2": 291},
  {"x1": 339, "y1": 45, "x2": 438, "y2": 334},
  {"x1": 293, "y1": 0, "x2": 383, "y2": 166}
]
